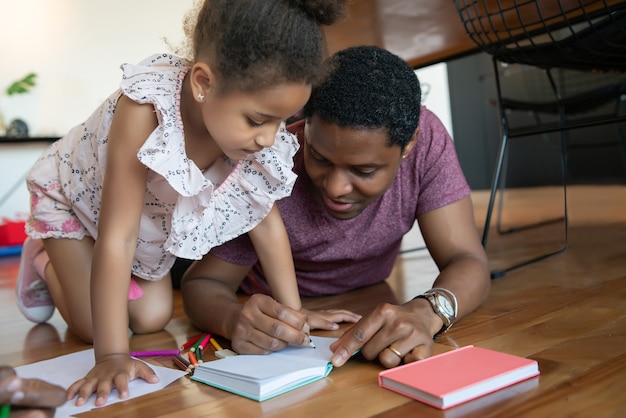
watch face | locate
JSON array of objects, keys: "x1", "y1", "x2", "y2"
[{"x1": 436, "y1": 294, "x2": 455, "y2": 317}]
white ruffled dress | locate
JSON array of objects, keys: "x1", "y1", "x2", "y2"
[{"x1": 25, "y1": 54, "x2": 299, "y2": 281}]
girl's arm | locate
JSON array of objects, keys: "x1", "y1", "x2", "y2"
[
  {"x1": 68, "y1": 95, "x2": 159, "y2": 406},
  {"x1": 93, "y1": 95, "x2": 155, "y2": 357},
  {"x1": 247, "y1": 204, "x2": 302, "y2": 310}
]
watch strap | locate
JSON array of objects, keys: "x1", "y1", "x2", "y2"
[
  {"x1": 413, "y1": 294, "x2": 448, "y2": 338},
  {"x1": 414, "y1": 288, "x2": 458, "y2": 339}
]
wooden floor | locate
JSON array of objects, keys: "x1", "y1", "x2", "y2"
[{"x1": 1, "y1": 184, "x2": 625, "y2": 417}]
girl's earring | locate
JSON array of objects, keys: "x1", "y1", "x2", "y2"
[{"x1": 197, "y1": 92, "x2": 205, "y2": 102}]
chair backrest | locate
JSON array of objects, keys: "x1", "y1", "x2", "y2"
[{"x1": 454, "y1": 0, "x2": 626, "y2": 71}]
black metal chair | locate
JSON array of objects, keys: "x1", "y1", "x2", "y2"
[{"x1": 453, "y1": 0, "x2": 626, "y2": 278}]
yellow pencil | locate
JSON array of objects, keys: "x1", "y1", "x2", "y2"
[{"x1": 209, "y1": 337, "x2": 223, "y2": 351}]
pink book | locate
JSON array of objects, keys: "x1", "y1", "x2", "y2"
[{"x1": 378, "y1": 345, "x2": 539, "y2": 410}]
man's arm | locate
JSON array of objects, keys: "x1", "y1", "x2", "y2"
[
  {"x1": 330, "y1": 196, "x2": 490, "y2": 367},
  {"x1": 181, "y1": 254, "x2": 313, "y2": 354},
  {"x1": 181, "y1": 254, "x2": 250, "y2": 338},
  {"x1": 418, "y1": 195, "x2": 491, "y2": 322}
]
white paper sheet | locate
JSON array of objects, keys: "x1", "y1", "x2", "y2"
[{"x1": 15, "y1": 349, "x2": 187, "y2": 417}]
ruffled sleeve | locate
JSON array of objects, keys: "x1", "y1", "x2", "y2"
[
  {"x1": 165, "y1": 123, "x2": 300, "y2": 259},
  {"x1": 120, "y1": 54, "x2": 210, "y2": 196},
  {"x1": 117, "y1": 54, "x2": 300, "y2": 260}
]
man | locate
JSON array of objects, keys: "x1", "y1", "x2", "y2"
[
  {"x1": 0, "y1": 365, "x2": 66, "y2": 417},
  {"x1": 181, "y1": 46, "x2": 490, "y2": 368}
]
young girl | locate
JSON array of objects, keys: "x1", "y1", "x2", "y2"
[{"x1": 16, "y1": 0, "x2": 347, "y2": 406}]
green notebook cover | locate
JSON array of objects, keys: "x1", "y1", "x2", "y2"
[{"x1": 191, "y1": 336, "x2": 337, "y2": 402}]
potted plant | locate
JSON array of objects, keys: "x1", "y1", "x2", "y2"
[{"x1": 0, "y1": 72, "x2": 37, "y2": 137}]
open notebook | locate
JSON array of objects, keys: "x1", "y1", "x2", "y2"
[{"x1": 191, "y1": 336, "x2": 338, "y2": 402}]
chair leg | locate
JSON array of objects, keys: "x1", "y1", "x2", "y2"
[
  {"x1": 616, "y1": 99, "x2": 626, "y2": 178},
  {"x1": 484, "y1": 135, "x2": 568, "y2": 278},
  {"x1": 481, "y1": 130, "x2": 508, "y2": 251},
  {"x1": 482, "y1": 58, "x2": 510, "y2": 254},
  {"x1": 619, "y1": 123, "x2": 626, "y2": 178},
  {"x1": 495, "y1": 111, "x2": 565, "y2": 235},
  {"x1": 546, "y1": 68, "x2": 569, "y2": 254},
  {"x1": 483, "y1": 61, "x2": 568, "y2": 279}
]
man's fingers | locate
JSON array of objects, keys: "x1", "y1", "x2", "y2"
[
  {"x1": 403, "y1": 344, "x2": 432, "y2": 364},
  {"x1": 378, "y1": 346, "x2": 404, "y2": 368},
  {"x1": 232, "y1": 295, "x2": 311, "y2": 353},
  {"x1": 245, "y1": 294, "x2": 303, "y2": 329},
  {"x1": 330, "y1": 314, "x2": 383, "y2": 367},
  {"x1": 0, "y1": 366, "x2": 17, "y2": 380},
  {"x1": 10, "y1": 377, "x2": 66, "y2": 408}
]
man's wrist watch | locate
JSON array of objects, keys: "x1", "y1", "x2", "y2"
[{"x1": 413, "y1": 288, "x2": 458, "y2": 338}]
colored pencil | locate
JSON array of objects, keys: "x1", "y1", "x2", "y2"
[
  {"x1": 209, "y1": 337, "x2": 223, "y2": 351},
  {"x1": 198, "y1": 333, "x2": 211, "y2": 351},
  {"x1": 129, "y1": 350, "x2": 180, "y2": 357},
  {"x1": 180, "y1": 334, "x2": 203, "y2": 351},
  {"x1": 188, "y1": 351, "x2": 199, "y2": 366},
  {"x1": 174, "y1": 353, "x2": 191, "y2": 367},
  {"x1": 172, "y1": 354, "x2": 193, "y2": 374},
  {"x1": 190, "y1": 334, "x2": 206, "y2": 353}
]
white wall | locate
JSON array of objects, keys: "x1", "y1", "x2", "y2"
[
  {"x1": 415, "y1": 63, "x2": 453, "y2": 137},
  {"x1": 0, "y1": 0, "x2": 196, "y2": 136},
  {"x1": 0, "y1": 0, "x2": 195, "y2": 219},
  {"x1": 0, "y1": 1, "x2": 454, "y2": 223},
  {"x1": 398, "y1": 63, "x2": 453, "y2": 253}
]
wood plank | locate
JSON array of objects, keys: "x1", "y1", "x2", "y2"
[
  {"x1": 2, "y1": 184, "x2": 625, "y2": 417},
  {"x1": 323, "y1": 0, "x2": 478, "y2": 68}
]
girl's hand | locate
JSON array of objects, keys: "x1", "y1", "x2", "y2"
[
  {"x1": 67, "y1": 354, "x2": 159, "y2": 407},
  {"x1": 301, "y1": 308, "x2": 362, "y2": 331}
]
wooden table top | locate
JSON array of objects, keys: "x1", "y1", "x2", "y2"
[{"x1": 323, "y1": 0, "x2": 479, "y2": 69}]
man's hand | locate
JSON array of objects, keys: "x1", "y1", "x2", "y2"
[
  {"x1": 230, "y1": 294, "x2": 316, "y2": 354},
  {"x1": 0, "y1": 365, "x2": 66, "y2": 418},
  {"x1": 329, "y1": 299, "x2": 441, "y2": 368}
]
